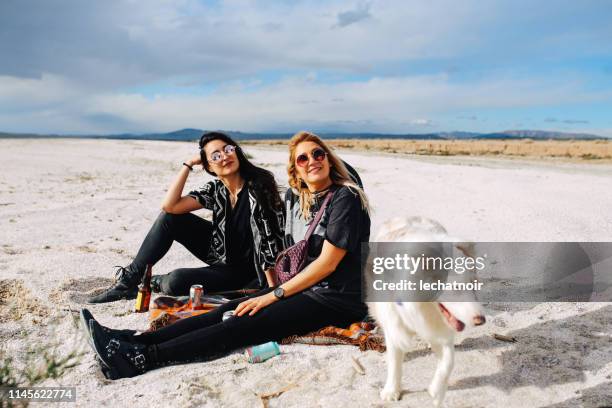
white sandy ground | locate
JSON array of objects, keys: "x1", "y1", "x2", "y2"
[{"x1": 0, "y1": 138, "x2": 611, "y2": 408}]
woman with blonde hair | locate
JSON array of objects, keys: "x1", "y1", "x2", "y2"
[
  {"x1": 81, "y1": 131, "x2": 371, "y2": 380},
  {"x1": 281, "y1": 131, "x2": 370, "y2": 316}
]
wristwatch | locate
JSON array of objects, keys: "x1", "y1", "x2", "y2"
[{"x1": 273, "y1": 287, "x2": 285, "y2": 300}]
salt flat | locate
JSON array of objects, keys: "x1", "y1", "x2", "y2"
[{"x1": 1, "y1": 139, "x2": 611, "y2": 407}]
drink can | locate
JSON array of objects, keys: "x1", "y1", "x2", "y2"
[
  {"x1": 222, "y1": 310, "x2": 235, "y2": 321},
  {"x1": 245, "y1": 341, "x2": 281, "y2": 363},
  {"x1": 190, "y1": 284, "x2": 204, "y2": 310}
]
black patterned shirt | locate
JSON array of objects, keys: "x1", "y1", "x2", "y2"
[{"x1": 188, "y1": 179, "x2": 285, "y2": 288}]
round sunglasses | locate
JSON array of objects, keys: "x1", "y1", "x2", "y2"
[
  {"x1": 296, "y1": 148, "x2": 327, "y2": 167},
  {"x1": 206, "y1": 144, "x2": 237, "y2": 163}
]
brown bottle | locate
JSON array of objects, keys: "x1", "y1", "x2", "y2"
[{"x1": 134, "y1": 264, "x2": 152, "y2": 313}]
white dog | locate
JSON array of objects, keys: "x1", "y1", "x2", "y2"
[{"x1": 368, "y1": 217, "x2": 486, "y2": 407}]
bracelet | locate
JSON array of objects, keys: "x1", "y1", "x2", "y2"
[{"x1": 182, "y1": 162, "x2": 194, "y2": 171}]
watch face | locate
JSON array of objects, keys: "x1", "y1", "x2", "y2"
[{"x1": 274, "y1": 287, "x2": 284, "y2": 299}]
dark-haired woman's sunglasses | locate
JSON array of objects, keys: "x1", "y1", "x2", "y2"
[
  {"x1": 296, "y1": 148, "x2": 327, "y2": 167},
  {"x1": 207, "y1": 144, "x2": 237, "y2": 163}
]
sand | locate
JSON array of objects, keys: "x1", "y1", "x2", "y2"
[{"x1": 1, "y1": 138, "x2": 611, "y2": 407}]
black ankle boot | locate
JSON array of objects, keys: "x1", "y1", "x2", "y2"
[
  {"x1": 80, "y1": 308, "x2": 137, "y2": 350},
  {"x1": 89, "y1": 320, "x2": 157, "y2": 379},
  {"x1": 87, "y1": 266, "x2": 141, "y2": 303}
]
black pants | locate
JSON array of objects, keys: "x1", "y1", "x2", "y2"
[
  {"x1": 128, "y1": 211, "x2": 257, "y2": 295},
  {"x1": 136, "y1": 289, "x2": 361, "y2": 364}
]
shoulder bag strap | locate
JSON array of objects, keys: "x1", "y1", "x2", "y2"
[{"x1": 303, "y1": 191, "x2": 334, "y2": 241}]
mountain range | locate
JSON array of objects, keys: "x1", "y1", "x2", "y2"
[{"x1": 0, "y1": 129, "x2": 608, "y2": 141}]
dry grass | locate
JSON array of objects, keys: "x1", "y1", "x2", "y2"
[
  {"x1": 0, "y1": 279, "x2": 49, "y2": 323},
  {"x1": 243, "y1": 139, "x2": 612, "y2": 161}
]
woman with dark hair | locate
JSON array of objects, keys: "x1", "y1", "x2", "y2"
[
  {"x1": 88, "y1": 132, "x2": 284, "y2": 303},
  {"x1": 81, "y1": 131, "x2": 371, "y2": 380}
]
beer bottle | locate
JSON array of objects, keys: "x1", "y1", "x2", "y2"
[{"x1": 134, "y1": 264, "x2": 152, "y2": 313}]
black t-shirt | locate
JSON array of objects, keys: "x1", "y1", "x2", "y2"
[
  {"x1": 284, "y1": 184, "x2": 371, "y2": 319},
  {"x1": 225, "y1": 188, "x2": 254, "y2": 275}
]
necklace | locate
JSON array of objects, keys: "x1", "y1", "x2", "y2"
[
  {"x1": 229, "y1": 188, "x2": 242, "y2": 208},
  {"x1": 225, "y1": 180, "x2": 244, "y2": 209},
  {"x1": 313, "y1": 185, "x2": 331, "y2": 197},
  {"x1": 310, "y1": 186, "x2": 332, "y2": 214}
]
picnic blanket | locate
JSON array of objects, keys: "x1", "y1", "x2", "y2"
[
  {"x1": 280, "y1": 322, "x2": 386, "y2": 352},
  {"x1": 146, "y1": 290, "x2": 261, "y2": 331},
  {"x1": 146, "y1": 296, "x2": 216, "y2": 331}
]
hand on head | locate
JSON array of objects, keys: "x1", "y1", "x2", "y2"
[{"x1": 187, "y1": 153, "x2": 202, "y2": 167}]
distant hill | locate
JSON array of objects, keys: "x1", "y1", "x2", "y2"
[
  {"x1": 491, "y1": 130, "x2": 603, "y2": 140},
  {"x1": 0, "y1": 128, "x2": 608, "y2": 141}
]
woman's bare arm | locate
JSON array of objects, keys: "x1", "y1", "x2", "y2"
[
  {"x1": 279, "y1": 240, "x2": 346, "y2": 296},
  {"x1": 161, "y1": 154, "x2": 204, "y2": 214},
  {"x1": 234, "y1": 240, "x2": 346, "y2": 316}
]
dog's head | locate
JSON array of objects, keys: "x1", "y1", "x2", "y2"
[
  {"x1": 375, "y1": 216, "x2": 486, "y2": 332},
  {"x1": 437, "y1": 301, "x2": 486, "y2": 332}
]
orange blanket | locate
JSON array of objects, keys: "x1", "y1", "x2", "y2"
[
  {"x1": 147, "y1": 296, "x2": 216, "y2": 331},
  {"x1": 280, "y1": 322, "x2": 386, "y2": 352}
]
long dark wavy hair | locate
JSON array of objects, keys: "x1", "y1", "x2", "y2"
[{"x1": 199, "y1": 132, "x2": 283, "y2": 228}]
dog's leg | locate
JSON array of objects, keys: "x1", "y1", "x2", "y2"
[
  {"x1": 428, "y1": 343, "x2": 454, "y2": 408},
  {"x1": 380, "y1": 344, "x2": 403, "y2": 401}
]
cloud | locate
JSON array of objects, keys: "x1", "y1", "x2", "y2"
[
  {"x1": 3, "y1": 0, "x2": 610, "y2": 89},
  {"x1": 0, "y1": 74, "x2": 84, "y2": 110},
  {"x1": 2, "y1": 71, "x2": 606, "y2": 134},
  {"x1": 335, "y1": 3, "x2": 372, "y2": 28},
  {"x1": 0, "y1": 1, "x2": 611, "y2": 134},
  {"x1": 409, "y1": 119, "x2": 433, "y2": 126},
  {"x1": 545, "y1": 118, "x2": 590, "y2": 124},
  {"x1": 1, "y1": 69, "x2": 611, "y2": 136}
]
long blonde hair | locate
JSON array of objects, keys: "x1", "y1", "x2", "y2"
[{"x1": 287, "y1": 131, "x2": 370, "y2": 218}]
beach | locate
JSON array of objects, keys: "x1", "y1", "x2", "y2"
[{"x1": 1, "y1": 138, "x2": 611, "y2": 407}]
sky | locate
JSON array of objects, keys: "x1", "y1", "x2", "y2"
[{"x1": 1, "y1": 0, "x2": 611, "y2": 136}]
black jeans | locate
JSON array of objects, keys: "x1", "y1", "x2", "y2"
[
  {"x1": 128, "y1": 211, "x2": 257, "y2": 295},
  {"x1": 136, "y1": 289, "x2": 361, "y2": 364}
]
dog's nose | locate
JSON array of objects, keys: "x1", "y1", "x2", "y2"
[{"x1": 473, "y1": 315, "x2": 486, "y2": 326}]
